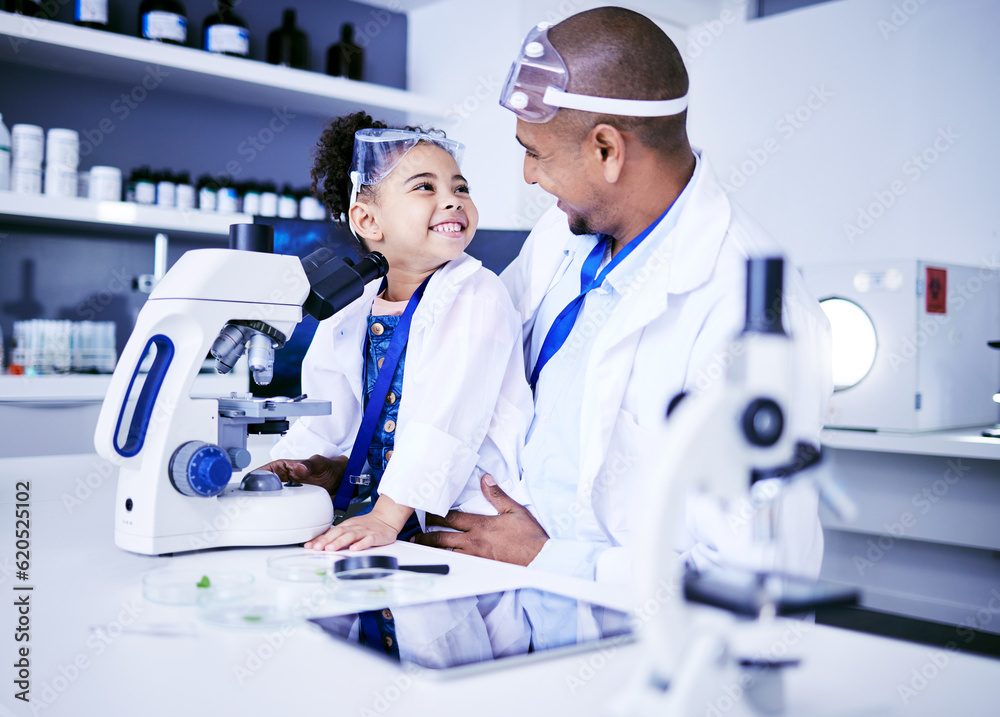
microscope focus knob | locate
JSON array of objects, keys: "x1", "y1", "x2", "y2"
[{"x1": 169, "y1": 441, "x2": 232, "y2": 497}]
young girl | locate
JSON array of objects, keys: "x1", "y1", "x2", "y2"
[{"x1": 268, "y1": 112, "x2": 534, "y2": 551}]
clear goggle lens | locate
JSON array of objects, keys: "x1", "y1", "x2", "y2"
[
  {"x1": 500, "y1": 23, "x2": 568, "y2": 123},
  {"x1": 350, "y1": 128, "x2": 464, "y2": 188}
]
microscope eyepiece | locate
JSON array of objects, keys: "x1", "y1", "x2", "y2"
[
  {"x1": 743, "y1": 257, "x2": 786, "y2": 336},
  {"x1": 352, "y1": 252, "x2": 389, "y2": 285},
  {"x1": 301, "y1": 249, "x2": 390, "y2": 321}
]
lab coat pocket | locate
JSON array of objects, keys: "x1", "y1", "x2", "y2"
[{"x1": 596, "y1": 408, "x2": 654, "y2": 542}]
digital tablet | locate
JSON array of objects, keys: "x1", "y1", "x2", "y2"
[{"x1": 309, "y1": 588, "x2": 635, "y2": 679}]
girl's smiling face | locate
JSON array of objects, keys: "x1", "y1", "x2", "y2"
[{"x1": 351, "y1": 142, "x2": 478, "y2": 276}]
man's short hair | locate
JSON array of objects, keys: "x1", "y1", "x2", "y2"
[{"x1": 550, "y1": 7, "x2": 690, "y2": 157}]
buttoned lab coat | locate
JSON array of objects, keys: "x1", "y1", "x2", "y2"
[
  {"x1": 271, "y1": 254, "x2": 534, "y2": 519},
  {"x1": 502, "y1": 152, "x2": 832, "y2": 584}
]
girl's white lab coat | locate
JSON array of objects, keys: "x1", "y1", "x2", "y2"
[
  {"x1": 271, "y1": 254, "x2": 534, "y2": 518},
  {"x1": 502, "y1": 152, "x2": 833, "y2": 583}
]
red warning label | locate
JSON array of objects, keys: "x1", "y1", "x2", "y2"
[{"x1": 926, "y1": 267, "x2": 947, "y2": 314}]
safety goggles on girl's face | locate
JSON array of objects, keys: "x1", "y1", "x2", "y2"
[
  {"x1": 347, "y1": 128, "x2": 465, "y2": 237},
  {"x1": 350, "y1": 128, "x2": 464, "y2": 189},
  {"x1": 499, "y1": 22, "x2": 689, "y2": 124}
]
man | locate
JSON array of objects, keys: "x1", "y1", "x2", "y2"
[
  {"x1": 413, "y1": 7, "x2": 832, "y2": 584},
  {"x1": 267, "y1": 7, "x2": 830, "y2": 585}
]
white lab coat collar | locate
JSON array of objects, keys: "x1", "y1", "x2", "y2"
[
  {"x1": 576, "y1": 152, "x2": 735, "y2": 496},
  {"x1": 326, "y1": 253, "x2": 485, "y2": 406}
]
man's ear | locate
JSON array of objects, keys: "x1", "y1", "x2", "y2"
[
  {"x1": 349, "y1": 202, "x2": 383, "y2": 243},
  {"x1": 587, "y1": 123, "x2": 626, "y2": 184}
]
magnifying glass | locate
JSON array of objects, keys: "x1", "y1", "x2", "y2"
[{"x1": 332, "y1": 556, "x2": 450, "y2": 581}]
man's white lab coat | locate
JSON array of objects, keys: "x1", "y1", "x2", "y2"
[{"x1": 502, "y1": 152, "x2": 832, "y2": 584}]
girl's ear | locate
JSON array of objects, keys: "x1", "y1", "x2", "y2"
[{"x1": 349, "y1": 202, "x2": 383, "y2": 243}]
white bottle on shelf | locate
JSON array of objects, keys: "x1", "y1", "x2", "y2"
[{"x1": 0, "y1": 114, "x2": 10, "y2": 192}]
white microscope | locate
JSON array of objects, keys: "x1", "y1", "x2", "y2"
[
  {"x1": 94, "y1": 224, "x2": 387, "y2": 556},
  {"x1": 617, "y1": 258, "x2": 859, "y2": 716}
]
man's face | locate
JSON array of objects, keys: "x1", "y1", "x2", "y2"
[{"x1": 515, "y1": 118, "x2": 603, "y2": 236}]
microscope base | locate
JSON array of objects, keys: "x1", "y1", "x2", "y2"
[{"x1": 115, "y1": 482, "x2": 334, "y2": 556}]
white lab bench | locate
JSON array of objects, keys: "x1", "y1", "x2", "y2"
[
  {"x1": 2, "y1": 452, "x2": 999, "y2": 717},
  {"x1": 818, "y1": 426, "x2": 1000, "y2": 630}
]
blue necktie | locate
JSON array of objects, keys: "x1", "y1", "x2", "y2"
[{"x1": 528, "y1": 206, "x2": 673, "y2": 389}]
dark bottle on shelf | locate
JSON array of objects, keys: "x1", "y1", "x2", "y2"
[
  {"x1": 326, "y1": 23, "x2": 363, "y2": 81},
  {"x1": 139, "y1": 0, "x2": 188, "y2": 46},
  {"x1": 203, "y1": 0, "x2": 249, "y2": 58},
  {"x1": 75, "y1": 0, "x2": 108, "y2": 30},
  {"x1": 267, "y1": 8, "x2": 309, "y2": 70},
  {"x1": 5, "y1": 0, "x2": 41, "y2": 16}
]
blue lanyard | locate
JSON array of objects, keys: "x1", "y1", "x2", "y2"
[
  {"x1": 333, "y1": 273, "x2": 433, "y2": 518},
  {"x1": 528, "y1": 206, "x2": 672, "y2": 389}
]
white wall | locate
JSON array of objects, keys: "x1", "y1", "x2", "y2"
[
  {"x1": 411, "y1": 0, "x2": 999, "y2": 265},
  {"x1": 685, "y1": 0, "x2": 1000, "y2": 268}
]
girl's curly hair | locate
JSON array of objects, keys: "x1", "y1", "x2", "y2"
[{"x1": 310, "y1": 111, "x2": 447, "y2": 223}]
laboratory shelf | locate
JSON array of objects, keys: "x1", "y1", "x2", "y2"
[
  {"x1": 821, "y1": 426, "x2": 1000, "y2": 461},
  {"x1": 0, "y1": 191, "x2": 244, "y2": 239},
  {"x1": 0, "y1": 370, "x2": 247, "y2": 402},
  {"x1": 0, "y1": 13, "x2": 444, "y2": 121}
]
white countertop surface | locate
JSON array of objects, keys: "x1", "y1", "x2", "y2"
[{"x1": 2, "y1": 453, "x2": 999, "y2": 716}]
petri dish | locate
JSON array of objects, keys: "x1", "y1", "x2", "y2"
[
  {"x1": 199, "y1": 601, "x2": 300, "y2": 630},
  {"x1": 267, "y1": 553, "x2": 339, "y2": 582},
  {"x1": 324, "y1": 570, "x2": 433, "y2": 608},
  {"x1": 142, "y1": 568, "x2": 254, "y2": 606}
]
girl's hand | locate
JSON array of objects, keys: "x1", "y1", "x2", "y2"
[
  {"x1": 305, "y1": 512, "x2": 400, "y2": 552},
  {"x1": 305, "y1": 495, "x2": 413, "y2": 552}
]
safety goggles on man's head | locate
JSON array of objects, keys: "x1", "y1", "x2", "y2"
[{"x1": 499, "y1": 22, "x2": 689, "y2": 124}]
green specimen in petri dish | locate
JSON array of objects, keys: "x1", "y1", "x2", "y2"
[{"x1": 196, "y1": 575, "x2": 211, "y2": 588}]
